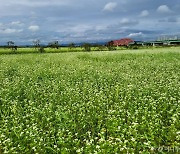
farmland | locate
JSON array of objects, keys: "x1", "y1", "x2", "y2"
[
  {"x1": 0, "y1": 47, "x2": 82, "y2": 55},
  {"x1": 0, "y1": 45, "x2": 155, "y2": 55},
  {"x1": 0, "y1": 47, "x2": 180, "y2": 153}
]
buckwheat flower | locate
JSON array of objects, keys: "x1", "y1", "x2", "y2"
[
  {"x1": 131, "y1": 137, "x2": 136, "y2": 142},
  {"x1": 54, "y1": 145, "x2": 57, "y2": 148},
  {"x1": 76, "y1": 149, "x2": 81, "y2": 153},
  {"x1": 32, "y1": 147, "x2": 36, "y2": 151}
]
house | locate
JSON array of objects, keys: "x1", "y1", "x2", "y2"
[{"x1": 108, "y1": 38, "x2": 134, "y2": 47}]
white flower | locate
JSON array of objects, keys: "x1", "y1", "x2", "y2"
[{"x1": 96, "y1": 145, "x2": 100, "y2": 149}]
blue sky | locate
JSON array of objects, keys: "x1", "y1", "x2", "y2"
[{"x1": 0, "y1": 0, "x2": 180, "y2": 45}]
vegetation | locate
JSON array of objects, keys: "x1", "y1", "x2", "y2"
[
  {"x1": 0, "y1": 42, "x2": 180, "y2": 55},
  {"x1": 7, "y1": 41, "x2": 17, "y2": 52},
  {"x1": 0, "y1": 48, "x2": 180, "y2": 153},
  {"x1": 33, "y1": 40, "x2": 41, "y2": 52},
  {"x1": 106, "y1": 41, "x2": 116, "y2": 51},
  {"x1": 82, "y1": 43, "x2": 91, "y2": 52},
  {"x1": 93, "y1": 44, "x2": 107, "y2": 51},
  {"x1": 68, "y1": 43, "x2": 76, "y2": 51},
  {"x1": 48, "y1": 41, "x2": 60, "y2": 49},
  {"x1": 39, "y1": 47, "x2": 45, "y2": 53}
]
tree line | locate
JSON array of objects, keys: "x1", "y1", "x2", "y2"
[{"x1": 3, "y1": 40, "x2": 116, "y2": 53}]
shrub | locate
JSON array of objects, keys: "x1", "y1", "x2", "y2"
[{"x1": 39, "y1": 47, "x2": 45, "y2": 53}]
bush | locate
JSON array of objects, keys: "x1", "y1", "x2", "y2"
[
  {"x1": 82, "y1": 43, "x2": 91, "y2": 52},
  {"x1": 39, "y1": 47, "x2": 45, "y2": 53},
  {"x1": 128, "y1": 45, "x2": 139, "y2": 50}
]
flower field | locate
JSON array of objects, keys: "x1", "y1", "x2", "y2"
[{"x1": 0, "y1": 48, "x2": 180, "y2": 153}]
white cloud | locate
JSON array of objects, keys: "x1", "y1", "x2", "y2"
[
  {"x1": 0, "y1": 0, "x2": 69, "y2": 7},
  {"x1": 177, "y1": 17, "x2": 180, "y2": 23},
  {"x1": 69, "y1": 33, "x2": 85, "y2": 38},
  {"x1": 103, "y1": 2, "x2": 117, "y2": 12},
  {"x1": 28, "y1": 25, "x2": 39, "y2": 32},
  {"x1": 11, "y1": 21, "x2": 24, "y2": 26},
  {"x1": 120, "y1": 18, "x2": 130, "y2": 24},
  {"x1": 140, "y1": 10, "x2": 149, "y2": 17},
  {"x1": 120, "y1": 18, "x2": 138, "y2": 25},
  {"x1": 95, "y1": 25, "x2": 107, "y2": 31},
  {"x1": 128, "y1": 32, "x2": 143, "y2": 37},
  {"x1": 0, "y1": 28, "x2": 23, "y2": 34},
  {"x1": 70, "y1": 24, "x2": 92, "y2": 33},
  {"x1": 157, "y1": 5, "x2": 172, "y2": 13}
]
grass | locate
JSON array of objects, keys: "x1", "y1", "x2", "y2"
[
  {"x1": 0, "y1": 47, "x2": 81, "y2": 54},
  {"x1": 0, "y1": 47, "x2": 180, "y2": 153},
  {"x1": 0, "y1": 45, "x2": 176, "y2": 55}
]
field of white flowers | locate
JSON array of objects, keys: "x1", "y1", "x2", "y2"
[{"x1": 0, "y1": 48, "x2": 180, "y2": 153}]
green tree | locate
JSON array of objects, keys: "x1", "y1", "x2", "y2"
[
  {"x1": 7, "y1": 41, "x2": 17, "y2": 52},
  {"x1": 33, "y1": 40, "x2": 40, "y2": 51},
  {"x1": 106, "y1": 41, "x2": 115, "y2": 51},
  {"x1": 96, "y1": 44, "x2": 106, "y2": 51},
  {"x1": 68, "y1": 43, "x2": 76, "y2": 51},
  {"x1": 82, "y1": 43, "x2": 91, "y2": 52},
  {"x1": 39, "y1": 46, "x2": 45, "y2": 53},
  {"x1": 48, "y1": 41, "x2": 59, "y2": 49}
]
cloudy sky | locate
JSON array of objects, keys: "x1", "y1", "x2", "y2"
[{"x1": 0, "y1": 0, "x2": 180, "y2": 45}]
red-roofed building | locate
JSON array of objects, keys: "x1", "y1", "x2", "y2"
[{"x1": 110, "y1": 38, "x2": 134, "y2": 46}]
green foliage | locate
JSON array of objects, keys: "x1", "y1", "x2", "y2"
[
  {"x1": 0, "y1": 49, "x2": 180, "y2": 153},
  {"x1": 107, "y1": 45, "x2": 116, "y2": 51},
  {"x1": 48, "y1": 41, "x2": 59, "y2": 49},
  {"x1": 68, "y1": 43, "x2": 76, "y2": 51},
  {"x1": 7, "y1": 41, "x2": 17, "y2": 53},
  {"x1": 39, "y1": 47, "x2": 45, "y2": 53},
  {"x1": 82, "y1": 43, "x2": 91, "y2": 52},
  {"x1": 128, "y1": 45, "x2": 139, "y2": 50},
  {"x1": 106, "y1": 41, "x2": 116, "y2": 51},
  {"x1": 33, "y1": 40, "x2": 41, "y2": 51},
  {"x1": 94, "y1": 45, "x2": 107, "y2": 51}
]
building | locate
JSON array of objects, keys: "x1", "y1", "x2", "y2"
[
  {"x1": 107, "y1": 38, "x2": 180, "y2": 47},
  {"x1": 168, "y1": 40, "x2": 180, "y2": 45},
  {"x1": 129, "y1": 41, "x2": 145, "y2": 46},
  {"x1": 151, "y1": 41, "x2": 164, "y2": 46},
  {"x1": 109, "y1": 38, "x2": 134, "y2": 46},
  {"x1": 149, "y1": 40, "x2": 180, "y2": 46}
]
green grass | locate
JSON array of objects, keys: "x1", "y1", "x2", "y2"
[
  {"x1": 0, "y1": 47, "x2": 83, "y2": 54},
  {"x1": 0, "y1": 46, "x2": 110, "y2": 54},
  {"x1": 0, "y1": 48, "x2": 180, "y2": 153},
  {"x1": 0, "y1": 45, "x2": 174, "y2": 55}
]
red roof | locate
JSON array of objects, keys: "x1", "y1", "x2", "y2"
[{"x1": 113, "y1": 38, "x2": 134, "y2": 46}]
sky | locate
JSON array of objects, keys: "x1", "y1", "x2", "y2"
[{"x1": 0, "y1": 0, "x2": 180, "y2": 45}]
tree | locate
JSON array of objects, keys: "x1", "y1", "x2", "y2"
[
  {"x1": 48, "y1": 41, "x2": 59, "y2": 49},
  {"x1": 39, "y1": 46, "x2": 45, "y2": 53},
  {"x1": 33, "y1": 40, "x2": 45, "y2": 53},
  {"x1": 94, "y1": 44, "x2": 106, "y2": 51},
  {"x1": 33, "y1": 40, "x2": 40, "y2": 51},
  {"x1": 82, "y1": 43, "x2": 91, "y2": 52},
  {"x1": 106, "y1": 41, "x2": 115, "y2": 51},
  {"x1": 7, "y1": 41, "x2": 17, "y2": 52},
  {"x1": 68, "y1": 43, "x2": 76, "y2": 51}
]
